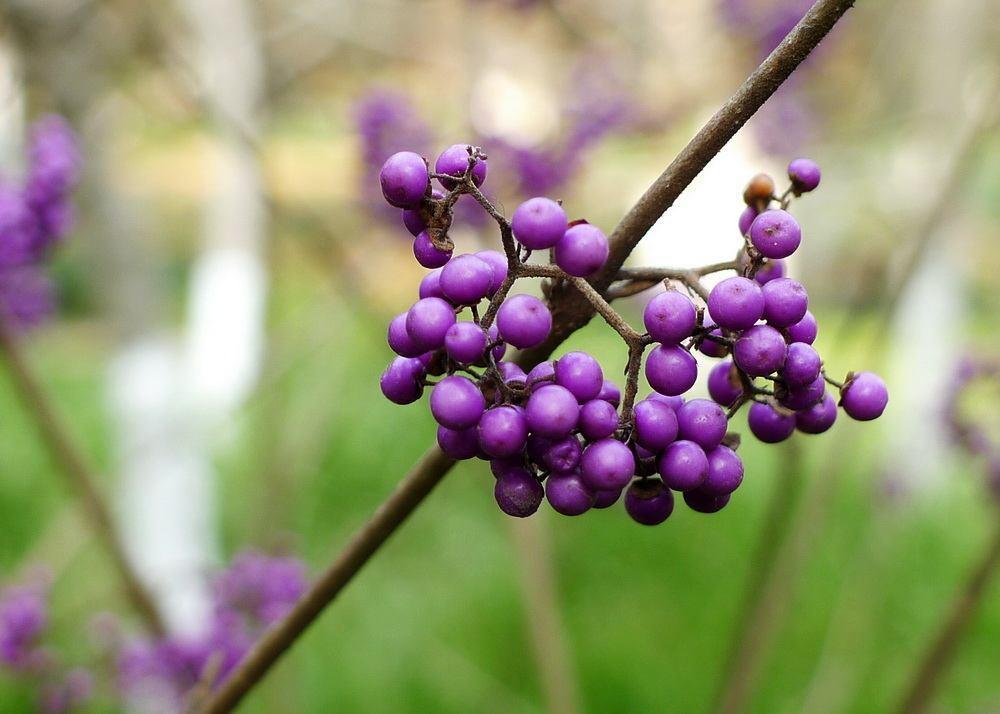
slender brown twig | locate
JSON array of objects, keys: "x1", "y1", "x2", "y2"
[
  {"x1": 198, "y1": 3, "x2": 856, "y2": 710},
  {"x1": 0, "y1": 318, "x2": 166, "y2": 636}
]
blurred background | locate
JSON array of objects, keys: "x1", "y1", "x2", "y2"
[{"x1": 0, "y1": 0, "x2": 998, "y2": 711}]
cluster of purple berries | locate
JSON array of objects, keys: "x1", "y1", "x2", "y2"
[{"x1": 379, "y1": 147, "x2": 888, "y2": 526}]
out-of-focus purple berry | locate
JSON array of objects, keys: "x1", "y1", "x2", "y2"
[{"x1": 738, "y1": 205, "x2": 758, "y2": 236}]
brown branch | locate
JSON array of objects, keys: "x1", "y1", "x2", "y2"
[
  {"x1": 0, "y1": 318, "x2": 166, "y2": 636},
  {"x1": 896, "y1": 519, "x2": 1000, "y2": 714},
  {"x1": 197, "y1": 3, "x2": 856, "y2": 710}
]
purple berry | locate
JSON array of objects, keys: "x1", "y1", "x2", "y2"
[
  {"x1": 486, "y1": 324, "x2": 506, "y2": 361},
  {"x1": 701, "y1": 445, "x2": 744, "y2": 496},
  {"x1": 734, "y1": 325, "x2": 787, "y2": 377},
  {"x1": 786, "y1": 310, "x2": 818, "y2": 345},
  {"x1": 440, "y1": 254, "x2": 494, "y2": 305},
  {"x1": 525, "y1": 385, "x2": 580, "y2": 438},
  {"x1": 593, "y1": 488, "x2": 623, "y2": 509},
  {"x1": 478, "y1": 405, "x2": 529, "y2": 457},
  {"x1": 684, "y1": 489, "x2": 731, "y2": 513},
  {"x1": 699, "y1": 328, "x2": 730, "y2": 358},
  {"x1": 658, "y1": 440, "x2": 709, "y2": 491},
  {"x1": 598, "y1": 380, "x2": 621, "y2": 407},
  {"x1": 418, "y1": 269, "x2": 446, "y2": 300},
  {"x1": 402, "y1": 207, "x2": 425, "y2": 237},
  {"x1": 412, "y1": 230, "x2": 452, "y2": 269},
  {"x1": 578, "y1": 399, "x2": 619, "y2": 440},
  {"x1": 739, "y1": 205, "x2": 758, "y2": 236},
  {"x1": 498, "y1": 361, "x2": 527, "y2": 387},
  {"x1": 475, "y1": 250, "x2": 508, "y2": 295},
  {"x1": 430, "y1": 375, "x2": 485, "y2": 430},
  {"x1": 379, "y1": 151, "x2": 428, "y2": 208},
  {"x1": 749, "y1": 209, "x2": 801, "y2": 259},
  {"x1": 754, "y1": 259, "x2": 786, "y2": 285},
  {"x1": 632, "y1": 398, "x2": 679, "y2": 452},
  {"x1": 644, "y1": 345, "x2": 698, "y2": 397},
  {"x1": 779, "y1": 374, "x2": 826, "y2": 411},
  {"x1": 788, "y1": 158, "x2": 821, "y2": 193},
  {"x1": 625, "y1": 479, "x2": 675, "y2": 526},
  {"x1": 708, "y1": 360, "x2": 743, "y2": 407},
  {"x1": 643, "y1": 291, "x2": 697, "y2": 344},
  {"x1": 646, "y1": 393, "x2": 684, "y2": 412},
  {"x1": 708, "y1": 277, "x2": 764, "y2": 330},
  {"x1": 781, "y1": 342, "x2": 821, "y2": 387},
  {"x1": 555, "y1": 351, "x2": 604, "y2": 402},
  {"x1": 444, "y1": 322, "x2": 487, "y2": 364},
  {"x1": 511, "y1": 197, "x2": 568, "y2": 250},
  {"x1": 437, "y1": 425, "x2": 480, "y2": 460},
  {"x1": 796, "y1": 393, "x2": 837, "y2": 433},
  {"x1": 526, "y1": 434, "x2": 552, "y2": 465},
  {"x1": 545, "y1": 472, "x2": 595, "y2": 516},
  {"x1": 541, "y1": 436, "x2": 582, "y2": 473},
  {"x1": 762, "y1": 278, "x2": 808, "y2": 327},
  {"x1": 580, "y1": 438, "x2": 636, "y2": 491},
  {"x1": 435, "y1": 144, "x2": 487, "y2": 190},
  {"x1": 388, "y1": 312, "x2": 423, "y2": 357},
  {"x1": 526, "y1": 360, "x2": 556, "y2": 391},
  {"x1": 495, "y1": 468, "x2": 544, "y2": 517},
  {"x1": 840, "y1": 371, "x2": 888, "y2": 421},
  {"x1": 553, "y1": 223, "x2": 608, "y2": 277},
  {"x1": 496, "y1": 294, "x2": 551, "y2": 349},
  {"x1": 380, "y1": 357, "x2": 425, "y2": 405},
  {"x1": 676, "y1": 399, "x2": 727, "y2": 450},
  {"x1": 405, "y1": 297, "x2": 456, "y2": 350},
  {"x1": 747, "y1": 402, "x2": 796, "y2": 443}
]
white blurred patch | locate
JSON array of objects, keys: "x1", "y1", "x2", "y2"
[{"x1": 469, "y1": 69, "x2": 560, "y2": 146}]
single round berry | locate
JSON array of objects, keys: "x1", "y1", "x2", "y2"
[
  {"x1": 553, "y1": 223, "x2": 609, "y2": 277},
  {"x1": 699, "y1": 328, "x2": 730, "y2": 358},
  {"x1": 708, "y1": 277, "x2": 765, "y2": 330},
  {"x1": 701, "y1": 445, "x2": 744, "y2": 496},
  {"x1": 754, "y1": 259, "x2": 786, "y2": 285},
  {"x1": 388, "y1": 312, "x2": 424, "y2": 357},
  {"x1": 380, "y1": 151, "x2": 429, "y2": 208},
  {"x1": 580, "y1": 438, "x2": 636, "y2": 491},
  {"x1": 578, "y1": 399, "x2": 619, "y2": 440},
  {"x1": 749, "y1": 209, "x2": 801, "y2": 259},
  {"x1": 747, "y1": 402, "x2": 796, "y2": 443},
  {"x1": 412, "y1": 231, "x2": 452, "y2": 269},
  {"x1": 786, "y1": 310, "x2": 818, "y2": 345},
  {"x1": 658, "y1": 440, "x2": 709, "y2": 491},
  {"x1": 739, "y1": 205, "x2": 758, "y2": 236},
  {"x1": 402, "y1": 207, "x2": 425, "y2": 237},
  {"x1": 555, "y1": 351, "x2": 604, "y2": 402},
  {"x1": 643, "y1": 291, "x2": 697, "y2": 344},
  {"x1": 418, "y1": 269, "x2": 446, "y2": 300},
  {"x1": 405, "y1": 297, "x2": 457, "y2": 351},
  {"x1": 437, "y1": 425, "x2": 480, "y2": 460},
  {"x1": 788, "y1": 158, "x2": 821, "y2": 193},
  {"x1": 779, "y1": 374, "x2": 826, "y2": 411},
  {"x1": 444, "y1": 322, "x2": 487, "y2": 364},
  {"x1": 708, "y1": 360, "x2": 743, "y2": 407},
  {"x1": 781, "y1": 342, "x2": 822, "y2": 387},
  {"x1": 840, "y1": 371, "x2": 888, "y2": 421},
  {"x1": 435, "y1": 144, "x2": 487, "y2": 190},
  {"x1": 525, "y1": 385, "x2": 580, "y2": 438},
  {"x1": 546, "y1": 472, "x2": 595, "y2": 516},
  {"x1": 440, "y1": 254, "x2": 494, "y2": 305},
  {"x1": 380, "y1": 357, "x2": 425, "y2": 405},
  {"x1": 625, "y1": 479, "x2": 675, "y2": 526},
  {"x1": 498, "y1": 361, "x2": 527, "y2": 387},
  {"x1": 632, "y1": 398, "x2": 679, "y2": 452},
  {"x1": 762, "y1": 278, "x2": 808, "y2": 327},
  {"x1": 592, "y1": 488, "x2": 623, "y2": 509},
  {"x1": 645, "y1": 345, "x2": 698, "y2": 396},
  {"x1": 496, "y1": 294, "x2": 552, "y2": 349},
  {"x1": 734, "y1": 325, "x2": 787, "y2": 377},
  {"x1": 495, "y1": 468, "x2": 544, "y2": 518},
  {"x1": 475, "y1": 250, "x2": 508, "y2": 296},
  {"x1": 684, "y1": 488, "x2": 731, "y2": 514},
  {"x1": 512, "y1": 197, "x2": 568, "y2": 250},
  {"x1": 430, "y1": 375, "x2": 485, "y2": 430},
  {"x1": 796, "y1": 393, "x2": 837, "y2": 434},
  {"x1": 676, "y1": 399, "x2": 728, "y2": 450},
  {"x1": 743, "y1": 173, "x2": 775, "y2": 206},
  {"x1": 598, "y1": 380, "x2": 621, "y2": 408},
  {"x1": 478, "y1": 405, "x2": 529, "y2": 457},
  {"x1": 541, "y1": 436, "x2": 582, "y2": 473},
  {"x1": 527, "y1": 361, "x2": 556, "y2": 391}
]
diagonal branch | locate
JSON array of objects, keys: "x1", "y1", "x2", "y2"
[{"x1": 197, "y1": 2, "x2": 857, "y2": 710}]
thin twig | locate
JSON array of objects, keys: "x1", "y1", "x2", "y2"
[
  {"x1": 197, "y1": 4, "x2": 856, "y2": 709},
  {"x1": 0, "y1": 318, "x2": 166, "y2": 636}
]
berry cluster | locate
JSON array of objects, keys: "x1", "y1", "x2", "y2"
[{"x1": 379, "y1": 146, "x2": 888, "y2": 525}]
